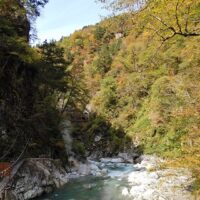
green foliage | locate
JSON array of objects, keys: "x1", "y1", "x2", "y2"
[
  {"x1": 1, "y1": 0, "x2": 198, "y2": 188},
  {"x1": 58, "y1": 1, "x2": 200, "y2": 188},
  {"x1": 94, "y1": 45, "x2": 113, "y2": 74},
  {"x1": 100, "y1": 76, "x2": 118, "y2": 107},
  {"x1": 37, "y1": 40, "x2": 69, "y2": 93},
  {"x1": 109, "y1": 39, "x2": 122, "y2": 55},
  {"x1": 0, "y1": 0, "x2": 83, "y2": 161},
  {"x1": 73, "y1": 115, "x2": 132, "y2": 156},
  {"x1": 75, "y1": 38, "x2": 84, "y2": 47},
  {"x1": 192, "y1": 179, "x2": 200, "y2": 194},
  {"x1": 72, "y1": 141, "x2": 85, "y2": 156},
  {"x1": 94, "y1": 26, "x2": 106, "y2": 40}
]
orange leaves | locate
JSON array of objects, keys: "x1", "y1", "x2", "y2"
[{"x1": 171, "y1": 106, "x2": 199, "y2": 118}]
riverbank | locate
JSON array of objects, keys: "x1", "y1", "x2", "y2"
[
  {"x1": 65, "y1": 155, "x2": 194, "y2": 200},
  {"x1": 0, "y1": 159, "x2": 68, "y2": 200},
  {"x1": 1, "y1": 155, "x2": 195, "y2": 200}
]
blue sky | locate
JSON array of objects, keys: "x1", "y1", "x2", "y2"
[{"x1": 35, "y1": 0, "x2": 109, "y2": 43}]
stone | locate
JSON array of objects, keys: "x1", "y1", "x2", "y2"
[
  {"x1": 78, "y1": 164, "x2": 90, "y2": 175},
  {"x1": 2, "y1": 155, "x2": 194, "y2": 200},
  {"x1": 4, "y1": 159, "x2": 68, "y2": 200},
  {"x1": 101, "y1": 168, "x2": 108, "y2": 175},
  {"x1": 90, "y1": 163, "x2": 99, "y2": 171},
  {"x1": 121, "y1": 187, "x2": 129, "y2": 196},
  {"x1": 118, "y1": 152, "x2": 140, "y2": 163},
  {"x1": 94, "y1": 135, "x2": 102, "y2": 142},
  {"x1": 100, "y1": 158, "x2": 124, "y2": 163},
  {"x1": 127, "y1": 155, "x2": 194, "y2": 200}
]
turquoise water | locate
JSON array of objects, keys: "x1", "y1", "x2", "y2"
[{"x1": 38, "y1": 163, "x2": 135, "y2": 200}]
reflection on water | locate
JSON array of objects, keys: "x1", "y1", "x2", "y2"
[{"x1": 38, "y1": 164, "x2": 135, "y2": 200}]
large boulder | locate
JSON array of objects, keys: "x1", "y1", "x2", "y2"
[
  {"x1": 6, "y1": 159, "x2": 68, "y2": 200},
  {"x1": 117, "y1": 153, "x2": 140, "y2": 163}
]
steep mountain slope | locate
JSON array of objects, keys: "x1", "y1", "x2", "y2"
[{"x1": 58, "y1": 8, "x2": 200, "y2": 192}]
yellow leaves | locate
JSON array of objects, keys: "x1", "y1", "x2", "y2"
[
  {"x1": 181, "y1": 125, "x2": 200, "y2": 153},
  {"x1": 149, "y1": 111, "x2": 165, "y2": 126},
  {"x1": 140, "y1": 0, "x2": 200, "y2": 42},
  {"x1": 171, "y1": 106, "x2": 199, "y2": 118},
  {"x1": 116, "y1": 75, "x2": 126, "y2": 86}
]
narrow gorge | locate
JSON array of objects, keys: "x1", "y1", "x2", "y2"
[{"x1": 0, "y1": 0, "x2": 200, "y2": 199}]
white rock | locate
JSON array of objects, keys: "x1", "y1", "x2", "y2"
[
  {"x1": 78, "y1": 164, "x2": 90, "y2": 175},
  {"x1": 100, "y1": 158, "x2": 124, "y2": 163},
  {"x1": 90, "y1": 163, "x2": 100, "y2": 171},
  {"x1": 8, "y1": 159, "x2": 68, "y2": 200},
  {"x1": 94, "y1": 135, "x2": 102, "y2": 142},
  {"x1": 101, "y1": 168, "x2": 108, "y2": 175},
  {"x1": 122, "y1": 187, "x2": 129, "y2": 196}
]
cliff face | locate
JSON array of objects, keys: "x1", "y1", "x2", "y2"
[
  {"x1": 2, "y1": 159, "x2": 68, "y2": 200},
  {"x1": 0, "y1": 0, "x2": 34, "y2": 163}
]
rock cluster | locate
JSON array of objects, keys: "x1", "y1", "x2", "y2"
[
  {"x1": 123, "y1": 155, "x2": 195, "y2": 200},
  {"x1": 6, "y1": 159, "x2": 68, "y2": 200},
  {"x1": 2, "y1": 155, "x2": 195, "y2": 200}
]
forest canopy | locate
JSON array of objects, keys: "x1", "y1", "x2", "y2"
[
  {"x1": 0, "y1": 0, "x2": 83, "y2": 161},
  {"x1": 1, "y1": 0, "x2": 200, "y2": 193}
]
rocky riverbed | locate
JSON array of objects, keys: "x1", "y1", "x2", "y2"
[
  {"x1": 1, "y1": 155, "x2": 195, "y2": 200},
  {"x1": 123, "y1": 155, "x2": 194, "y2": 200},
  {"x1": 65, "y1": 155, "x2": 195, "y2": 200}
]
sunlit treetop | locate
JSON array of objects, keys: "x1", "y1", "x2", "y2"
[
  {"x1": 98, "y1": 0, "x2": 148, "y2": 12},
  {"x1": 20, "y1": 0, "x2": 48, "y2": 19}
]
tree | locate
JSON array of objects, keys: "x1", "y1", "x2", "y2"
[
  {"x1": 94, "y1": 45, "x2": 113, "y2": 74},
  {"x1": 37, "y1": 40, "x2": 69, "y2": 97},
  {"x1": 101, "y1": 76, "x2": 118, "y2": 108},
  {"x1": 98, "y1": 0, "x2": 147, "y2": 12},
  {"x1": 94, "y1": 26, "x2": 106, "y2": 40},
  {"x1": 98, "y1": 0, "x2": 200, "y2": 41},
  {"x1": 0, "y1": 0, "x2": 68, "y2": 160},
  {"x1": 0, "y1": 0, "x2": 39, "y2": 143},
  {"x1": 145, "y1": 0, "x2": 200, "y2": 41},
  {"x1": 20, "y1": 0, "x2": 48, "y2": 18}
]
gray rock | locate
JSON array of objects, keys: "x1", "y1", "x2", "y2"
[
  {"x1": 127, "y1": 155, "x2": 194, "y2": 200},
  {"x1": 101, "y1": 168, "x2": 108, "y2": 175},
  {"x1": 118, "y1": 153, "x2": 134, "y2": 163},
  {"x1": 77, "y1": 164, "x2": 90, "y2": 175},
  {"x1": 94, "y1": 135, "x2": 102, "y2": 142},
  {"x1": 100, "y1": 157, "x2": 124, "y2": 163},
  {"x1": 4, "y1": 159, "x2": 68, "y2": 200}
]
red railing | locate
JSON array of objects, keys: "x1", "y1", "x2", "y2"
[{"x1": 0, "y1": 163, "x2": 11, "y2": 177}]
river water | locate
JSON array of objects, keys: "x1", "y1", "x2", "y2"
[
  {"x1": 38, "y1": 163, "x2": 135, "y2": 200},
  {"x1": 37, "y1": 156, "x2": 194, "y2": 200}
]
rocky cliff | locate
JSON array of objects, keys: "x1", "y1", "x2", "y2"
[{"x1": 1, "y1": 159, "x2": 68, "y2": 200}]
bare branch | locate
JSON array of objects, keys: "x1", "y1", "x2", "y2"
[
  {"x1": 150, "y1": 14, "x2": 176, "y2": 33},
  {"x1": 175, "y1": 0, "x2": 182, "y2": 33},
  {"x1": 185, "y1": 4, "x2": 191, "y2": 33}
]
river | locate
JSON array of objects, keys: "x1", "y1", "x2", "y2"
[
  {"x1": 37, "y1": 156, "x2": 194, "y2": 200},
  {"x1": 38, "y1": 163, "x2": 135, "y2": 200}
]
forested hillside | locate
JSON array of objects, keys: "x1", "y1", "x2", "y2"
[
  {"x1": 0, "y1": 0, "x2": 84, "y2": 162},
  {"x1": 58, "y1": 0, "x2": 200, "y2": 191},
  {"x1": 1, "y1": 0, "x2": 200, "y2": 196}
]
